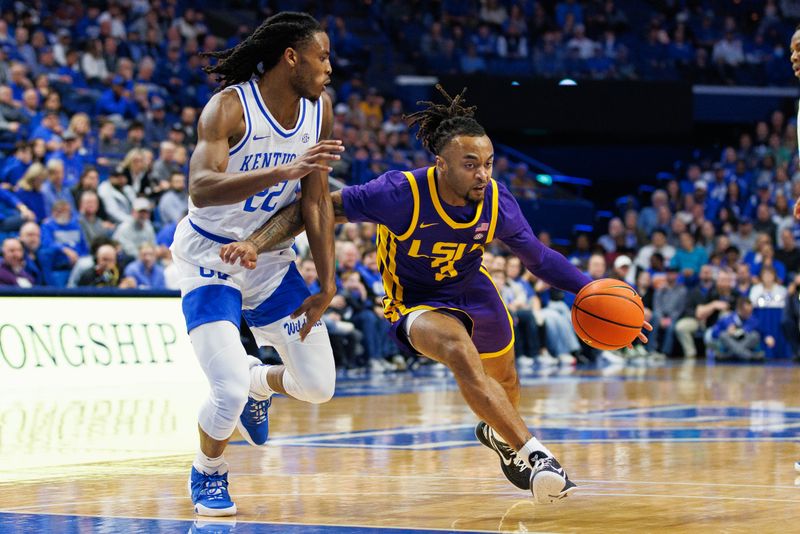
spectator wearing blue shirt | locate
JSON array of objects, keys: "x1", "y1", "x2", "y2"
[
  {"x1": 711, "y1": 297, "x2": 774, "y2": 360},
  {"x1": 158, "y1": 172, "x2": 189, "y2": 226},
  {"x1": 46, "y1": 130, "x2": 86, "y2": 188},
  {"x1": 144, "y1": 99, "x2": 170, "y2": 148},
  {"x1": 556, "y1": 0, "x2": 584, "y2": 28},
  {"x1": 96, "y1": 75, "x2": 138, "y2": 119},
  {"x1": 670, "y1": 231, "x2": 708, "y2": 279},
  {"x1": 752, "y1": 243, "x2": 787, "y2": 283},
  {"x1": 18, "y1": 220, "x2": 52, "y2": 286},
  {"x1": 29, "y1": 111, "x2": 63, "y2": 149},
  {"x1": 41, "y1": 200, "x2": 88, "y2": 269},
  {"x1": 8, "y1": 63, "x2": 31, "y2": 102},
  {"x1": 156, "y1": 220, "x2": 178, "y2": 250},
  {"x1": 0, "y1": 141, "x2": 32, "y2": 188},
  {"x1": 124, "y1": 242, "x2": 165, "y2": 289},
  {"x1": 0, "y1": 187, "x2": 36, "y2": 232},
  {"x1": 300, "y1": 257, "x2": 321, "y2": 295},
  {"x1": 13, "y1": 162, "x2": 48, "y2": 222},
  {"x1": 41, "y1": 159, "x2": 76, "y2": 217}
]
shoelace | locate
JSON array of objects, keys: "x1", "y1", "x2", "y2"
[
  {"x1": 199, "y1": 473, "x2": 229, "y2": 500},
  {"x1": 244, "y1": 399, "x2": 268, "y2": 425},
  {"x1": 531, "y1": 454, "x2": 555, "y2": 473},
  {"x1": 498, "y1": 442, "x2": 529, "y2": 472}
]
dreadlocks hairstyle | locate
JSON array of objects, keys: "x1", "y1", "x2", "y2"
[
  {"x1": 202, "y1": 12, "x2": 321, "y2": 90},
  {"x1": 404, "y1": 84, "x2": 486, "y2": 155}
]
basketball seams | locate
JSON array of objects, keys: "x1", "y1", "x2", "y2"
[
  {"x1": 572, "y1": 304, "x2": 642, "y2": 330},
  {"x1": 571, "y1": 309, "x2": 614, "y2": 348},
  {"x1": 574, "y1": 291, "x2": 645, "y2": 314}
]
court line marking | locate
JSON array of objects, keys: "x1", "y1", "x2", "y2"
[
  {"x1": 0, "y1": 510, "x2": 502, "y2": 532},
  {"x1": 580, "y1": 492, "x2": 800, "y2": 503},
  {"x1": 221, "y1": 473, "x2": 800, "y2": 491},
  {"x1": 271, "y1": 437, "x2": 800, "y2": 450},
  {"x1": 4, "y1": 469, "x2": 799, "y2": 492},
  {"x1": 6, "y1": 488, "x2": 800, "y2": 513}
]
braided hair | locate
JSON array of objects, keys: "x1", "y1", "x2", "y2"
[
  {"x1": 202, "y1": 12, "x2": 321, "y2": 90},
  {"x1": 404, "y1": 84, "x2": 486, "y2": 155}
]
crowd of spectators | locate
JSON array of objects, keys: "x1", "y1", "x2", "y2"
[
  {"x1": 0, "y1": 1, "x2": 799, "y2": 370},
  {"x1": 378, "y1": 0, "x2": 799, "y2": 85}
]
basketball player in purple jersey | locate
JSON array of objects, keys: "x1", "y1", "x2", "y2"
[{"x1": 219, "y1": 86, "x2": 651, "y2": 502}]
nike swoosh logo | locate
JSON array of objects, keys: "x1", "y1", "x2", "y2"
[
  {"x1": 253, "y1": 134, "x2": 269, "y2": 141},
  {"x1": 419, "y1": 222, "x2": 438, "y2": 229}
]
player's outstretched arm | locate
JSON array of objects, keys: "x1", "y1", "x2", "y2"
[
  {"x1": 493, "y1": 184, "x2": 652, "y2": 343},
  {"x1": 219, "y1": 188, "x2": 349, "y2": 269},
  {"x1": 295, "y1": 92, "x2": 338, "y2": 340},
  {"x1": 189, "y1": 90, "x2": 344, "y2": 208}
]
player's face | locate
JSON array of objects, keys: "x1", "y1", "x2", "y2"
[
  {"x1": 790, "y1": 29, "x2": 800, "y2": 79},
  {"x1": 290, "y1": 32, "x2": 332, "y2": 101},
  {"x1": 438, "y1": 135, "x2": 494, "y2": 203}
]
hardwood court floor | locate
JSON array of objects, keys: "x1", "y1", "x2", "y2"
[{"x1": 2, "y1": 362, "x2": 800, "y2": 533}]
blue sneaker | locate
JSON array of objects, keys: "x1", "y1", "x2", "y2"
[
  {"x1": 236, "y1": 395, "x2": 271, "y2": 446},
  {"x1": 188, "y1": 466, "x2": 237, "y2": 516}
]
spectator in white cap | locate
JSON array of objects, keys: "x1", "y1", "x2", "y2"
[
  {"x1": 612, "y1": 254, "x2": 635, "y2": 285},
  {"x1": 112, "y1": 197, "x2": 155, "y2": 257}
]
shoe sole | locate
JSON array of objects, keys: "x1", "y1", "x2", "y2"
[
  {"x1": 474, "y1": 423, "x2": 531, "y2": 491},
  {"x1": 236, "y1": 419, "x2": 268, "y2": 448},
  {"x1": 531, "y1": 471, "x2": 577, "y2": 504},
  {"x1": 187, "y1": 479, "x2": 237, "y2": 516}
]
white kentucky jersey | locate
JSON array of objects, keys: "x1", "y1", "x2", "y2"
[{"x1": 187, "y1": 78, "x2": 323, "y2": 243}]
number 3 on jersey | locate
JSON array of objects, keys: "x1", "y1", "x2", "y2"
[{"x1": 243, "y1": 181, "x2": 288, "y2": 212}]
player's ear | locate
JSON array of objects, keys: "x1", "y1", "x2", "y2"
[
  {"x1": 435, "y1": 155, "x2": 446, "y2": 174},
  {"x1": 284, "y1": 47, "x2": 298, "y2": 67}
]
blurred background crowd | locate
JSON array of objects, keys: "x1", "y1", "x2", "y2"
[{"x1": 0, "y1": 0, "x2": 799, "y2": 371}]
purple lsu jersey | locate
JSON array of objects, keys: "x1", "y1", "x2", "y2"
[
  {"x1": 342, "y1": 165, "x2": 514, "y2": 358},
  {"x1": 373, "y1": 166, "x2": 499, "y2": 316}
]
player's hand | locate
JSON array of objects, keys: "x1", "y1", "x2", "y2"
[
  {"x1": 281, "y1": 140, "x2": 345, "y2": 181},
  {"x1": 628, "y1": 320, "x2": 653, "y2": 348},
  {"x1": 291, "y1": 289, "x2": 335, "y2": 341},
  {"x1": 794, "y1": 197, "x2": 800, "y2": 220},
  {"x1": 219, "y1": 240, "x2": 258, "y2": 269}
]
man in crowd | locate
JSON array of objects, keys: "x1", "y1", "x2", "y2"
[
  {"x1": 0, "y1": 237, "x2": 35, "y2": 287},
  {"x1": 112, "y1": 197, "x2": 155, "y2": 257}
]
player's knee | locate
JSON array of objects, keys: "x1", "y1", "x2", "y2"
[
  {"x1": 210, "y1": 363, "x2": 250, "y2": 415},
  {"x1": 303, "y1": 379, "x2": 335, "y2": 404},
  {"x1": 285, "y1": 367, "x2": 335, "y2": 404},
  {"x1": 446, "y1": 343, "x2": 485, "y2": 381},
  {"x1": 494, "y1": 362, "x2": 518, "y2": 390}
]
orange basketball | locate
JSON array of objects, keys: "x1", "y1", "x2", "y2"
[{"x1": 571, "y1": 278, "x2": 645, "y2": 351}]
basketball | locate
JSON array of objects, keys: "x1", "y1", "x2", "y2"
[{"x1": 571, "y1": 278, "x2": 645, "y2": 351}]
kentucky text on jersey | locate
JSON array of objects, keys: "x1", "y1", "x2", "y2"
[{"x1": 238, "y1": 152, "x2": 297, "y2": 172}]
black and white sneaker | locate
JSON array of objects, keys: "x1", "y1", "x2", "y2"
[
  {"x1": 475, "y1": 421, "x2": 531, "y2": 490},
  {"x1": 529, "y1": 452, "x2": 577, "y2": 504}
]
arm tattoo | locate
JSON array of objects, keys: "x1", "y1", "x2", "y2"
[{"x1": 247, "y1": 191, "x2": 347, "y2": 253}]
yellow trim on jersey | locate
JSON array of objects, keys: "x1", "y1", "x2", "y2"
[
  {"x1": 396, "y1": 171, "x2": 420, "y2": 241},
  {"x1": 377, "y1": 225, "x2": 405, "y2": 322},
  {"x1": 477, "y1": 266, "x2": 516, "y2": 359},
  {"x1": 427, "y1": 166, "x2": 484, "y2": 229},
  {"x1": 485, "y1": 179, "x2": 499, "y2": 243}
]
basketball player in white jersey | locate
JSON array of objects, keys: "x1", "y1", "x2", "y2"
[
  {"x1": 790, "y1": 24, "x2": 800, "y2": 474},
  {"x1": 172, "y1": 13, "x2": 343, "y2": 515}
]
